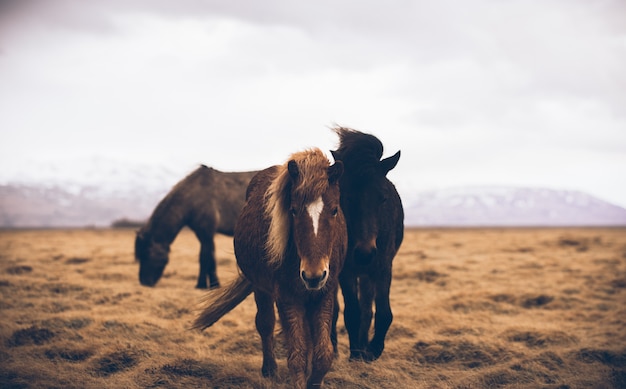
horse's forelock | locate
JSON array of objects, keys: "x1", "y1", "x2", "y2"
[
  {"x1": 333, "y1": 127, "x2": 383, "y2": 160},
  {"x1": 264, "y1": 148, "x2": 331, "y2": 265},
  {"x1": 290, "y1": 149, "x2": 331, "y2": 202}
]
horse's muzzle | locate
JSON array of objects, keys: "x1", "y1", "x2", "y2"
[
  {"x1": 139, "y1": 264, "x2": 165, "y2": 287},
  {"x1": 300, "y1": 269, "x2": 329, "y2": 290},
  {"x1": 139, "y1": 274, "x2": 157, "y2": 287}
]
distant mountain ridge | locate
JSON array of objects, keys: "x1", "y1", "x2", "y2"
[
  {"x1": 0, "y1": 183, "x2": 166, "y2": 228},
  {"x1": 0, "y1": 158, "x2": 186, "y2": 228},
  {"x1": 403, "y1": 186, "x2": 626, "y2": 227},
  {"x1": 1, "y1": 181, "x2": 625, "y2": 228}
]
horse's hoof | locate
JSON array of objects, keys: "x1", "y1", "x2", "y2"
[
  {"x1": 349, "y1": 350, "x2": 377, "y2": 362},
  {"x1": 366, "y1": 344, "x2": 383, "y2": 361},
  {"x1": 348, "y1": 351, "x2": 365, "y2": 361},
  {"x1": 261, "y1": 360, "x2": 277, "y2": 377}
]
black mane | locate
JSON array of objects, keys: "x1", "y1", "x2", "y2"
[{"x1": 333, "y1": 127, "x2": 384, "y2": 178}]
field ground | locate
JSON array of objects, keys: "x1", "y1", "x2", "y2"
[{"x1": 0, "y1": 227, "x2": 625, "y2": 388}]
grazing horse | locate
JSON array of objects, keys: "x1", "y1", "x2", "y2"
[
  {"x1": 193, "y1": 148, "x2": 347, "y2": 389},
  {"x1": 330, "y1": 127, "x2": 404, "y2": 361},
  {"x1": 135, "y1": 165, "x2": 257, "y2": 289}
]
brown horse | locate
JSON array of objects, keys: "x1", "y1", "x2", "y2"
[
  {"x1": 331, "y1": 127, "x2": 404, "y2": 361},
  {"x1": 135, "y1": 165, "x2": 257, "y2": 289},
  {"x1": 193, "y1": 148, "x2": 347, "y2": 388}
]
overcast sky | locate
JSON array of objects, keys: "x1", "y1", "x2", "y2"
[{"x1": 1, "y1": 0, "x2": 625, "y2": 207}]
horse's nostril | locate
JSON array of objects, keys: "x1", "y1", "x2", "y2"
[{"x1": 322, "y1": 270, "x2": 328, "y2": 280}]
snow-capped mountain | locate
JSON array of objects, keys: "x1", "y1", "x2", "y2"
[
  {"x1": 0, "y1": 157, "x2": 189, "y2": 228},
  {"x1": 0, "y1": 183, "x2": 167, "y2": 228},
  {"x1": 403, "y1": 186, "x2": 626, "y2": 227}
]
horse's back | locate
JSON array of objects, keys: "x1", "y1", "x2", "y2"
[{"x1": 182, "y1": 167, "x2": 256, "y2": 236}]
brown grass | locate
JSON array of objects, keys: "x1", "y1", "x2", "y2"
[{"x1": 1, "y1": 227, "x2": 625, "y2": 388}]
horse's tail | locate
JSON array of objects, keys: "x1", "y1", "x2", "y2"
[{"x1": 191, "y1": 274, "x2": 253, "y2": 330}]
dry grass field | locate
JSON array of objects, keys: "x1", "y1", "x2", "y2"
[{"x1": 1, "y1": 227, "x2": 625, "y2": 388}]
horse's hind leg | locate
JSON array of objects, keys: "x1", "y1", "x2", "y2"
[
  {"x1": 254, "y1": 291, "x2": 277, "y2": 378},
  {"x1": 198, "y1": 237, "x2": 219, "y2": 289}
]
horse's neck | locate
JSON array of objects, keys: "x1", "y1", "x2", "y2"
[{"x1": 143, "y1": 216, "x2": 186, "y2": 246}]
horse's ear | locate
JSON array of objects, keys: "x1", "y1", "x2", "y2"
[
  {"x1": 287, "y1": 160, "x2": 299, "y2": 180},
  {"x1": 380, "y1": 150, "x2": 400, "y2": 175},
  {"x1": 328, "y1": 161, "x2": 343, "y2": 183}
]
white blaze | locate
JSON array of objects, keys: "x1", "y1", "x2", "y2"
[{"x1": 307, "y1": 196, "x2": 324, "y2": 236}]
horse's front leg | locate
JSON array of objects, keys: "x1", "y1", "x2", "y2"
[
  {"x1": 339, "y1": 270, "x2": 363, "y2": 360},
  {"x1": 198, "y1": 237, "x2": 219, "y2": 289},
  {"x1": 308, "y1": 293, "x2": 336, "y2": 388},
  {"x1": 358, "y1": 276, "x2": 376, "y2": 359},
  {"x1": 277, "y1": 302, "x2": 309, "y2": 389},
  {"x1": 254, "y1": 291, "x2": 277, "y2": 377},
  {"x1": 367, "y1": 269, "x2": 393, "y2": 360}
]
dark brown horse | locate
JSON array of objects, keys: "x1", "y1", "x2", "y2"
[
  {"x1": 330, "y1": 127, "x2": 404, "y2": 361},
  {"x1": 193, "y1": 149, "x2": 347, "y2": 389},
  {"x1": 135, "y1": 165, "x2": 257, "y2": 289}
]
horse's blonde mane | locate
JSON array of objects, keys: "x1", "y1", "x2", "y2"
[{"x1": 264, "y1": 148, "x2": 331, "y2": 265}]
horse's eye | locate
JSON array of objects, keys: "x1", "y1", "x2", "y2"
[
  {"x1": 290, "y1": 207, "x2": 298, "y2": 216},
  {"x1": 331, "y1": 207, "x2": 338, "y2": 216}
]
